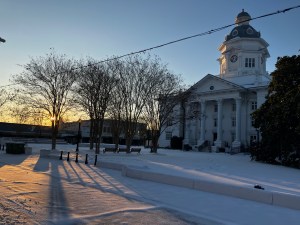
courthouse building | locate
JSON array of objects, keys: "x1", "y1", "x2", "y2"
[{"x1": 159, "y1": 10, "x2": 271, "y2": 152}]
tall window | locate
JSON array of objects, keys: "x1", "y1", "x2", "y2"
[
  {"x1": 232, "y1": 117, "x2": 236, "y2": 127},
  {"x1": 251, "y1": 117, "x2": 255, "y2": 126},
  {"x1": 165, "y1": 131, "x2": 172, "y2": 140},
  {"x1": 214, "y1": 118, "x2": 218, "y2": 127},
  {"x1": 245, "y1": 58, "x2": 255, "y2": 68},
  {"x1": 251, "y1": 101, "x2": 257, "y2": 110},
  {"x1": 214, "y1": 104, "x2": 218, "y2": 112},
  {"x1": 232, "y1": 103, "x2": 236, "y2": 112}
]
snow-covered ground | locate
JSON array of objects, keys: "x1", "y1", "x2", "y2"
[{"x1": 0, "y1": 143, "x2": 300, "y2": 225}]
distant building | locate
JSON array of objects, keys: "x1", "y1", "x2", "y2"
[
  {"x1": 60, "y1": 119, "x2": 146, "y2": 145},
  {"x1": 0, "y1": 122, "x2": 52, "y2": 138},
  {"x1": 159, "y1": 10, "x2": 270, "y2": 152}
]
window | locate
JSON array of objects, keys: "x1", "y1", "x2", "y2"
[
  {"x1": 232, "y1": 103, "x2": 236, "y2": 112},
  {"x1": 214, "y1": 104, "x2": 218, "y2": 112},
  {"x1": 214, "y1": 118, "x2": 218, "y2": 127},
  {"x1": 245, "y1": 58, "x2": 255, "y2": 68},
  {"x1": 167, "y1": 118, "x2": 173, "y2": 126},
  {"x1": 232, "y1": 133, "x2": 236, "y2": 142},
  {"x1": 232, "y1": 117, "x2": 236, "y2": 127},
  {"x1": 103, "y1": 126, "x2": 111, "y2": 133},
  {"x1": 165, "y1": 132, "x2": 172, "y2": 140},
  {"x1": 251, "y1": 117, "x2": 255, "y2": 126},
  {"x1": 250, "y1": 135, "x2": 257, "y2": 145},
  {"x1": 251, "y1": 101, "x2": 257, "y2": 110}
]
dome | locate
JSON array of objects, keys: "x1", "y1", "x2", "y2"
[
  {"x1": 225, "y1": 10, "x2": 260, "y2": 41},
  {"x1": 237, "y1": 10, "x2": 250, "y2": 19},
  {"x1": 235, "y1": 9, "x2": 251, "y2": 26}
]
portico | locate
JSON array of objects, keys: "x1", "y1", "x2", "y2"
[{"x1": 185, "y1": 91, "x2": 244, "y2": 150}]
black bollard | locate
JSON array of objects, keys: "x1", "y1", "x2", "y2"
[
  {"x1": 75, "y1": 153, "x2": 79, "y2": 163},
  {"x1": 59, "y1": 151, "x2": 63, "y2": 160},
  {"x1": 85, "y1": 154, "x2": 88, "y2": 164},
  {"x1": 67, "y1": 152, "x2": 70, "y2": 161},
  {"x1": 94, "y1": 154, "x2": 98, "y2": 166}
]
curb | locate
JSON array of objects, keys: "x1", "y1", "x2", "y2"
[{"x1": 102, "y1": 161, "x2": 300, "y2": 211}]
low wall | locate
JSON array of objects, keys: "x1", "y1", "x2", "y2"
[{"x1": 121, "y1": 165, "x2": 300, "y2": 211}]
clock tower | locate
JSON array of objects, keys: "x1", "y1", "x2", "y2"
[{"x1": 218, "y1": 10, "x2": 270, "y2": 83}]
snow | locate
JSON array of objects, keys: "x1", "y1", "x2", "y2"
[{"x1": 0, "y1": 143, "x2": 300, "y2": 225}]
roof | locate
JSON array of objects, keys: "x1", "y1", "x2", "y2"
[
  {"x1": 0, "y1": 122, "x2": 51, "y2": 136},
  {"x1": 226, "y1": 24, "x2": 260, "y2": 41},
  {"x1": 223, "y1": 74, "x2": 271, "y2": 88},
  {"x1": 225, "y1": 10, "x2": 261, "y2": 41}
]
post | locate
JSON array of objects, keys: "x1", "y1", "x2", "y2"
[
  {"x1": 67, "y1": 152, "x2": 70, "y2": 161},
  {"x1": 94, "y1": 155, "x2": 98, "y2": 166},
  {"x1": 59, "y1": 151, "x2": 63, "y2": 160},
  {"x1": 75, "y1": 153, "x2": 79, "y2": 163},
  {"x1": 85, "y1": 154, "x2": 88, "y2": 164}
]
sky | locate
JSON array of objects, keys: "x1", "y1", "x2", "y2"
[{"x1": 0, "y1": 0, "x2": 300, "y2": 88}]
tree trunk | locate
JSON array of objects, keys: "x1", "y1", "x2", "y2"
[
  {"x1": 89, "y1": 119, "x2": 95, "y2": 150},
  {"x1": 51, "y1": 120, "x2": 56, "y2": 150}
]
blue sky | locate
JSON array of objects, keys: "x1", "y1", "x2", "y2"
[{"x1": 0, "y1": 0, "x2": 299, "y2": 87}]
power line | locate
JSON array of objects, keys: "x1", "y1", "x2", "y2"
[
  {"x1": 75, "y1": 5, "x2": 300, "y2": 68},
  {"x1": 1, "y1": 5, "x2": 300, "y2": 88}
]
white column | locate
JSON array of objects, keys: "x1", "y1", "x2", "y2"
[
  {"x1": 215, "y1": 99, "x2": 223, "y2": 148},
  {"x1": 183, "y1": 104, "x2": 190, "y2": 145},
  {"x1": 233, "y1": 98, "x2": 242, "y2": 149},
  {"x1": 235, "y1": 98, "x2": 242, "y2": 142},
  {"x1": 195, "y1": 104, "x2": 200, "y2": 145},
  {"x1": 199, "y1": 100, "x2": 206, "y2": 144}
]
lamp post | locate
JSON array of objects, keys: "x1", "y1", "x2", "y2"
[{"x1": 76, "y1": 119, "x2": 82, "y2": 152}]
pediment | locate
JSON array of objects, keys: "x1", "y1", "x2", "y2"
[{"x1": 189, "y1": 74, "x2": 245, "y2": 95}]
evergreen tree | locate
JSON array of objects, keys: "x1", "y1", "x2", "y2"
[{"x1": 252, "y1": 55, "x2": 300, "y2": 167}]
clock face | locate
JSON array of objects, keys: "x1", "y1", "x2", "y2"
[{"x1": 230, "y1": 55, "x2": 238, "y2": 63}]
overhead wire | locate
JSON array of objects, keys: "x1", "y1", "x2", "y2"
[{"x1": 1, "y1": 4, "x2": 300, "y2": 88}]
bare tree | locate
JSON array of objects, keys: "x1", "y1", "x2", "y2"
[
  {"x1": 74, "y1": 58, "x2": 117, "y2": 154},
  {"x1": 0, "y1": 88, "x2": 15, "y2": 110},
  {"x1": 142, "y1": 71, "x2": 185, "y2": 153},
  {"x1": 12, "y1": 52, "x2": 77, "y2": 150},
  {"x1": 115, "y1": 54, "x2": 173, "y2": 151},
  {"x1": 107, "y1": 79, "x2": 125, "y2": 149}
]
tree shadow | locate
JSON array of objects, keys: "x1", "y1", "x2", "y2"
[{"x1": 47, "y1": 160, "x2": 71, "y2": 223}]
